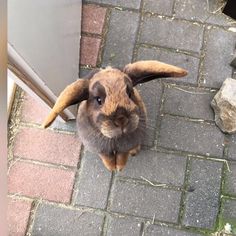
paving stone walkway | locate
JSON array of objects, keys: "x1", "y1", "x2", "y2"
[{"x1": 7, "y1": 0, "x2": 236, "y2": 235}]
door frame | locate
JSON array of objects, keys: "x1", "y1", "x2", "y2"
[{"x1": 8, "y1": 43, "x2": 76, "y2": 122}]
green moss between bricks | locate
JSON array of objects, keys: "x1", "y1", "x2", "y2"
[{"x1": 217, "y1": 216, "x2": 236, "y2": 235}]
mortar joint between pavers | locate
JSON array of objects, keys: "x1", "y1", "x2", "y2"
[
  {"x1": 101, "y1": 214, "x2": 109, "y2": 236},
  {"x1": 154, "y1": 82, "x2": 166, "y2": 148},
  {"x1": 97, "y1": 7, "x2": 112, "y2": 68},
  {"x1": 70, "y1": 145, "x2": 86, "y2": 206},
  {"x1": 84, "y1": 1, "x2": 141, "y2": 13},
  {"x1": 163, "y1": 82, "x2": 218, "y2": 92},
  {"x1": 19, "y1": 121, "x2": 76, "y2": 135},
  {"x1": 154, "y1": 145, "x2": 229, "y2": 164},
  {"x1": 162, "y1": 113, "x2": 216, "y2": 125},
  {"x1": 25, "y1": 199, "x2": 41, "y2": 236},
  {"x1": 8, "y1": 87, "x2": 25, "y2": 163},
  {"x1": 214, "y1": 162, "x2": 230, "y2": 233},
  {"x1": 221, "y1": 194, "x2": 236, "y2": 201},
  {"x1": 81, "y1": 31, "x2": 103, "y2": 39},
  {"x1": 198, "y1": 25, "x2": 208, "y2": 87},
  {"x1": 108, "y1": 209, "x2": 182, "y2": 228},
  {"x1": 139, "y1": 221, "x2": 145, "y2": 236},
  {"x1": 141, "y1": 10, "x2": 234, "y2": 31},
  {"x1": 138, "y1": 42, "x2": 200, "y2": 58},
  {"x1": 116, "y1": 175, "x2": 184, "y2": 192},
  {"x1": 178, "y1": 157, "x2": 193, "y2": 225},
  {"x1": 70, "y1": 146, "x2": 87, "y2": 206},
  {"x1": 8, "y1": 156, "x2": 77, "y2": 173},
  {"x1": 104, "y1": 171, "x2": 116, "y2": 211},
  {"x1": 131, "y1": 0, "x2": 144, "y2": 63}
]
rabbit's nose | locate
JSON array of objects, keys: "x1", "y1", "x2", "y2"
[{"x1": 114, "y1": 115, "x2": 129, "y2": 128}]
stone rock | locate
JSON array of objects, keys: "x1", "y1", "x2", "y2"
[{"x1": 211, "y1": 78, "x2": 236, "y2": 134}]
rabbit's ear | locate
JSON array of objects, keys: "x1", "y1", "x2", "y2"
[
  {"x1": 123, "y1": 60, "x2": 187, "y2": 86},
  {"x1": 42, "y1": 79, "x2": 89, "y2": 128}
]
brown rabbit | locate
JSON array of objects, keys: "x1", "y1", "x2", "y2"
[{"x1": 42, "y1": 61, "x2": 187, "y2": 171}]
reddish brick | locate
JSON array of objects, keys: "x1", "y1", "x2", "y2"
[
  {"x1": 7, "y1": 198, "x2": 32, "y2": 236},
  {"x1": 8, "y1": 161, "x2": 75, "y2": 203},
  {"x1": 13, "y1": 127, "x2": 81, "y2": 166},
  {"x1": 80, "y1": 36, "x2": 101, "y2": 66},
  {"x1": 21, "y1": 94, "x2": 50, "y2": 124},
  {"x1": 82, "y1": 4, "x2": 107, "y2": 35}
]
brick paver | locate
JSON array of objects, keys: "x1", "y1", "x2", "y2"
[
  {"x1": 8, "y1": 1, "x2": 236, "y2": 235},
  {"x1": 139, "y1": 17, "x2": 204, "y2": 53},
  {"x1": 183, "y1": 159, "x2": 223, "y2": 229},
  {"x1": 158, "y1": 115, "x2": 225, "y2": 157},
  {"x1": 102, "y1": 9, "x2": 139, "y2": 68},
  {"x1": 13, "y1": 127, "x2": 81, "y2": 166},
  {"x1": 106, "y1": 216, "x2": 142, "y2": 236},
  {"x1": 8, "y1": 161, "x2": 75, "y2": 203},
  {"x1": 21, "y1": 94, "x2": 49, "y2": 124},
  {"x1": 74, "y1": 151, "x2": 112, "y2": 209},
  {"x1": 7, "y1": 198, "x2": 32, "y2": 236},
  {"x1": 137, "y1": 46, "x2": 200, "y2": 85},
  {"x1": 143, "y1": 0, "x2": 175, "y2": 16},
  {"x1": 117, "y1": 150, "x2": 187, "y2": 186},
  {"x1": 228, "y1": 134, "x2": 236, "y2": 160},
  {"x1": 32, "y1": 204, "x2": 104, "y2": 236},
  {"x1": 21, "y1": 93, "x2": 77, "y2": 131},
  {"x1": 201, "y1": 27, "x2": 236, "y2": 88},
  {"x1": 221, "y1": 199, "x2": 236, "y2": 235},
  {"x1": 136, "y1": 81, "x2": 162, "y2": 147},
  {"x1": 174, "y1": 0, "x2": 232, "y2": 26},
  {"x1": 82, "y1": 4, "x2": 107, "y2": 35},
  {"x1": 224, "y1": 162, "x2": 236, "y2": 196},
  {"x1": 163, "y1": 86, "x2": 215, "y2": 120},
  {"x1": 144, "y1": 224, "x2": 203, "y2": 236},
  {"x1": 80, "y1": 36, "x2": 101, "y2": 66},
  {"x1": 110, "y1": 179, "x2": 181, "y2": 222}
]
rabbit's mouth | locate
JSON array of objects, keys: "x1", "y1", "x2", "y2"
[{"x1": 100, "y1": 114, "x2": 139, "y2": 138}]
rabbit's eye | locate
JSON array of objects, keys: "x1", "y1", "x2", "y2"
[
  {"x1": 126, "y1": 86, "x2": 132, "y2": 98},
  {"x1": 96, "y1": 96, "x2": 102, "y2": 105}
]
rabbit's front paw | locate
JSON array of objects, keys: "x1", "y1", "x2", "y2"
[
  {"x1": 100, "y1": 154, "x2": 116, "y2": 171},
  {"x1": 116, "y1": 153, "x2": 129, "y2": 171}
]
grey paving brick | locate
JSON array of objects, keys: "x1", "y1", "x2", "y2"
[
  {"x1": 79, "y1": 67, "x2": 92, "y2": 78},
  {"x1": 139, "y1": 17, "x2": 204, "y2": 53},
  {"x1": 222, "y1": 199, "x2": 236, "y2": 220},
  {"x1": 163, "y1": 86, "x2": 215, "y2": 120},
  {"x1": 32, "y1": 204, "x2": 104, "y2": 236},
  {"x1": 109, "y1": 180, "x2": 181, "y2": 222},
  {"x1": 136, "y1": 47, "x2": 200, "y2": 85},
  {"x1": 183, "y1": 159, "x2": 223, "y2": 229},
  {"x1": 117, "y1": 150, "x2": 187, "y2": 186},
  {"x1": 143, "y1": 0, "x2": 175, "y2": 16},
  {"x1": 85, "y1": 0, "x2": 141, "y2": 9},
  {"x1": 137, "y1": 81, "x2": 162, "y2": 147},
  {"x1": 106, "y1": 216, "x2": 141, "y2": 236},
  {"x1": 202, "y1": 27, "x2": 236, "y2": 88},
  {"x1": 51, "y1": 119, "x2": 76, "y2": 133},
  {"x1": 74, "y1": 151, "x2": 112, "y2": 209},
  {"x1": 228, "y1": 134, "x2": 236, "y2": 160},
  {"x1": 145, "y1": 224, "x2": 203, "y2": 236},
  {"x1": 158, "y1": 115, "x2": 225, "y2": 157},
  {"x1": 224, "y1": 162, "x2": 236, "y2": 196},
  {"x1": 221, "y1": 199, "x2": 236, "y2": 235},
  {"x1": 102, "y1": 9, "x2": 139, "y2": 68},
  {"x1": 174, "y1": 0, "x2": 233, "y2": 26}
]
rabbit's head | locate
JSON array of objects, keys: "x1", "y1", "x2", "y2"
[{"x1": 42, "y1": 60, "x2": 187, "y2": 138}]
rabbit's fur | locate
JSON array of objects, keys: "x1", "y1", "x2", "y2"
[{"x1": 43, "y1": 60, "x2": 187, "y2": 171}]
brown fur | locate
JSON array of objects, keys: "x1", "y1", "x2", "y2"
[{"x1": 42, "y1": 60, "x2": 187, "y2": 171}]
